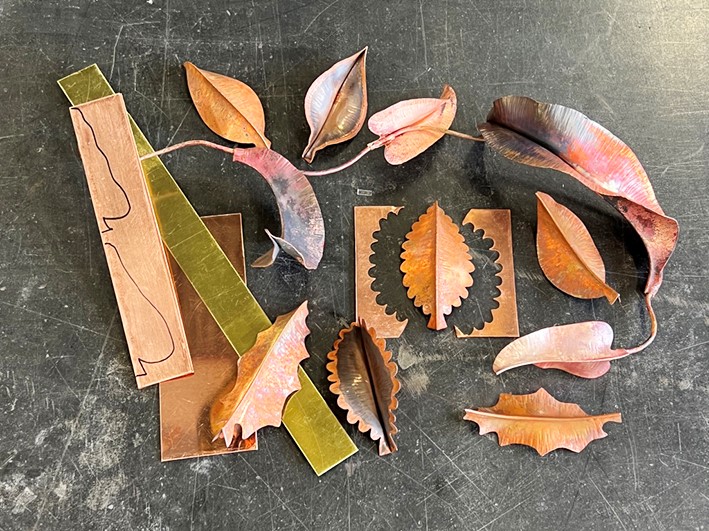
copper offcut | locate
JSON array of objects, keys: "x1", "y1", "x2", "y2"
[
  {"x1": 354, "y1": 206, "x2": 408, "y2": 338},
  {"x1": 455, "y1": 209, "x2": 519, "y2": 338},
  {"x1": 69, "y1": 94, "x2": 192, "y2": 388},
  {"x1": 160, "y1": 214, "x2": 256, "y2": 461}
]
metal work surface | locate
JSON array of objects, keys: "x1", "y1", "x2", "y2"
[{"x1": 1, "y1": 1, "x2": 707, "y2": 529}]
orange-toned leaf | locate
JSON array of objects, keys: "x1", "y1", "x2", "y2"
[
  {"x1": 400, "y1": 202, "x2": 474, "y2": 330},
  {"x1": 368, "y1": 85, "x2": 457, "y2": 165},
  {"x1": 493, "y1": 321, "x2": 632, "y2": 378},
  {"x1": 210, "y1": 302, "x2": 310, "y2": 446},
  {"x1": 302, "y1": 47, "x2": 368, "y2": 163},
  {"x1": 536, "y1": 192, "x2": 619, "y2": 304},
  {"x1": 184, "y1": 62, "x2": 270, "y2": 147},
  {"x1": 326, "y1": 320, "x2": 400, "y2": 456},
  {"x1": 464, "y1": 388, "x2": 622, "y2": 455}
]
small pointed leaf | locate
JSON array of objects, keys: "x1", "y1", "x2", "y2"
[
  {"x1": 210, "y1": 302, "x2": 310, "y2": 445},
  {"x1": 184, "y1": 62, "x2": 270, "y2": 147},
  {"x1": 536, "y1": 192, "x2": 619, "y2": 304},
  {"x1": 232, "y1": 148, "x2": 325, "y2": 269},
  {"x1": 368, "y1": 85, "x2": 457, "y2": 165},
  {"x1": 400, "y1": 202, "x2": 474, "y2": 330},
  {"x1": 302, "y1": 47, "x2": 368, "y2": 163},
  {"x1": 464, "y1": 388, "x2": 622, "y2": 455},
  {"x1": 326, "y1": 320, "x2": 400, "y2": 456}
]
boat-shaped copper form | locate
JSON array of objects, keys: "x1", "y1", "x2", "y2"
[{"x1": 455, "y1": 209, "x2": 519, "y2": 338}]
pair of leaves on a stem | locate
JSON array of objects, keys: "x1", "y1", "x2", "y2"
[
  {"x1": 464, "y1": 388, "x2": 621, "y2": 455},
  {"x1": 210, "y1": 302, "x2": 310, "y2": 446},
  {"x1": 480, "y1": 96, "x2": 678, "y2": 377}
]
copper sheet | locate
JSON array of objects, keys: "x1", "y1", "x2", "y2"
[
  {"x1": 160, "y1": 214, "x2": 257, "y2": 461},
  {"x1": 455, "y1": 209, "x2": 519, "y2": 338},
  {"x1": 354, "y1": 206, "x2": 407, "y2": 338},
  {"x1": 69, "y1": 94, "x2": 192, "y2": 388}
]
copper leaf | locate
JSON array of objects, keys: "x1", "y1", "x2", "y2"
[
  {"x1": 493, "y1": 321, "x2": 633, "y2": 379},
  {"x1": 464, "y1": 388, "x2": 622, "y2": 455},
  {"x1": 184, "y1": 62, "x2": 270, "y2": 147},
  {"x1": 479, "y1": 96, "x2": 678, "y2": 299},
  {"x1": 232, "y1": 147, "x2": 325, "y2": 270},
  {"x1": 400, "y1": 202, "x2": 474, "y2": 330},
  {"x1": 536, "y1": 192, "x2": 619, "y2": 304},
  {"x1": 326, "y1": 320, "x2": 400, "y2": 456},
  {"x1": 368, "y1": 85, "x2": 457, "y2": 165},
  {"x1": 210, "y1": 301, "x2": 310, "y2": 445},
  {"x1": 302, "y1": 47, "x2": 368, "y2": 163}
]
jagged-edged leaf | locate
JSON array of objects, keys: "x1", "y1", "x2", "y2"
[
  {"x1": 464, "y1": 388, "x2": 622, "y2": 455},
  {"x1": 232, "y1": 148, "x2": 324, "y2": 269},
  {"x1": 400, "y1": 202, "x2": 474, "y2": 330},
  {"x1": 184, "y1": 62, "x2": 270, "y2": 147},
  {"x1": 479, "y1": 96, "x2": 678, "y2": 299},
  {"x1": 368, "y1": 85, "x2": 457, "y2": 165},
  {"x1": 493, "y1": 321, "x2": 633, "y2": 378},
  {"x1": 326, "y1": 320, "x2": 400, "y2": 456},
  {"x1": 302, "y1": 47, "x2": 368, "y2": 163},
  {"x1": 210, "y1": 302, "x2": 310, "y2": 445},
  {"x1": 536, "y1": 192, "x2": 619, "y2": 304}
]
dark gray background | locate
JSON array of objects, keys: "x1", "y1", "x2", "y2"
[{"x1": 1, "y1": 1, "x2": 707, "y2": 529}]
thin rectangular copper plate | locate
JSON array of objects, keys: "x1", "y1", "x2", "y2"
[
  {"x1": 354, "y1": 206, "x2": 407, "y2": 338},
  {"x1": 69, "y1": 94, "x2": 192, "y2": 387},
  {"x1": 160, "y1": 214, "x2": 257, "y2": 461},
  {"x1": 455, "y1": 209, "x2": 520, "y2": 338}
]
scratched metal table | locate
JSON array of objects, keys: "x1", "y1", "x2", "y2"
[{"x1": 1, "y1": 1, "x2": 707, "y2": 529}]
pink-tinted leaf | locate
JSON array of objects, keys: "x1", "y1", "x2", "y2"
[
  {"x1": 369, "y1": 85, "x2": 457, "y2": 165},
  {"x1": 479, "y1": 96, "x2": 678, "y2": 298},
  {"x1": 232, "y1": 148, "x2": 325, "y2": 269},
  {"x1": 493, "y1": 322, "x2": 632, "y2": 379}
]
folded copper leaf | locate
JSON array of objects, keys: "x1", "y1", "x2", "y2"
[
  {"x1": 454, "y1": 209, "x2": 519, "y2": 338},
  {"x1": 302, "y1": 47, "x2": 368, "y2": 163},
  {"x1": 368, "y1": 85, "x2": 457, "y2": 165},
  {"x1": 354, "y1": 206, "x2": 408, "y2": 338},
  {"x1": 464, "y1": 388, "x2": 622, "y2": 455},
  {"x1": 232, "y1": 147, "x2": 325, "y2": 269},
  {"x1": 184, "y1": 62, "x2": 270, "y2": 147},
  {"x1": 401, "y1": 202, "x2": 474, "y2": 330},
  {"x1": 326, "y1": 320, "x2": 400, "y2": 456},
  {"x1": 537, "y1": 192, "x2": 619, "y2": 304},
  {"x1": 479, "y1": 96, "x2": 678, "y2": 300},
  {"x1": 493, "y1": 321, "x2": 634, "y2": 378},
  {"x1": 211, "y1": 301, "x2": 310, "y2": 445}
]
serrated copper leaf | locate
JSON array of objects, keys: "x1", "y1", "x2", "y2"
[
  {"x1": 184, "y1": 62, "x2": 270, "y2": 147},
  {"x1": 210, "y1": 302, "x2": 310, "y2": 445},
  {"x1": 326, "y1": 320, "x2": 400, "y2": 456},
  {"x1": 537, "y1": 192, "x2": 619, "y2": 304},
  {"x1": 368, "y1": 85, "x2": 457, "y2": 165},
  {"x1": 302, "y1": 47, "x2": 368, "y2": 163},
  {"x1": 464, "y1": 388, "x2": 622, "y2": 455},
  {"x1": 232, "y1": 148, "x2": 324, "y2": 269},
  {"x1": 479, "y1": 96, "x2": 678, "y2": 299},
  {"x1": 493, "y1": 321, "x2": 632, "y2": 378},
  {"x1": 400, "y1": 202, "x2": 474, "y2": 330}
]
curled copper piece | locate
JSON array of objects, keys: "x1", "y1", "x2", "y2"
[
  {"x1": 69, "y1": 94, "x2": 192, "y2": 388},
  {"x1": 160, "y1": 214, "x2": 256, "y2": 461},
  {"x1": 354, "y1": 206, "x2": 408, "y2": 338},
  {"x1": 455, "y1": 209, "x2": 519, "y2": 338}
]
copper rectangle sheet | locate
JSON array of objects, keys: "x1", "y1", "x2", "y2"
[
  {"x1": 160, "y1": 214, "x2": 257, "y2": 461},
  {"x1": 354, "y1": 206, "x2": 408, "y2": 338},
  {"x1": 455, "y1": 209, "x2": 519, "y2": 338},
  {"x1": 69, "y1": 94, "x2": 192, "y2": 388}
]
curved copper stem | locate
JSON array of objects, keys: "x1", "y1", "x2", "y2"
[
  {"x1": 622, "y1": 293, "x2": 657, "y2": 355},
  {"x1": 140, "y1": 139, "x2": 235, "y2": 161},
  {"x1": 302, "y1": 141, "x2": 383, "y2": 177}
]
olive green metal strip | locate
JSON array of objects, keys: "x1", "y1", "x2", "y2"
[{"x1": 59, "y1": 65, "x2": 357, "y2": 475}]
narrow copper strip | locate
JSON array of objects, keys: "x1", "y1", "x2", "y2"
[
  {"x1": 354, "y1": 206, "x2": 407, "y2": 338},
  {"x1": 455, "y1": 209, "x2": 520, "y2": 338},
  {"x1": 160, "y1": 214, "x2": 257, "y2": 461},
  {"x1": 69, "y1": 94, "x2": 192, "y2": 388}
]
